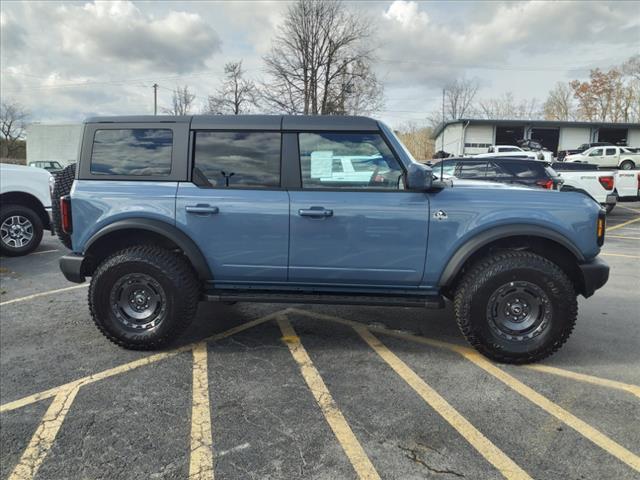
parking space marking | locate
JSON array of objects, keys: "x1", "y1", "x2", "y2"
[
  {"x1": 277, "y1": 317, "x2": 381, "y2": 480},
  {"x1": 524, "y1": 365, "x2": 640, "y2": 398},
  {"x1": 607, "y1": 216, "x2": 640, "y2": 231},
  {"x1": 30, "y1": 249, "x2": 60, "y2": 255},
  {"x1": 616, "y1": 205, "x2": 640, "y2": 214},
  {"x1": 8, "y1": 385, "x2": 80, "y2": 480},
  {"x1": 189, "y1": 343, "x2": 214, "y2": 480},
  {"x1": 607, "y1": 235, "x2": 640, "y2": 240},
  {"x1": 354, "y1": 326, "x2": 531, "y2": 480},
  {"x1": 0, "y1": 284, "x2": 88, "y2": 307},
  {"x1": 289, "y1": 309, "x2": 640, "y2": 472},
  {"x1": 455, "y1": 350, "x2": 640, "y2": 473},
  {"x1": 0, "y1": 310, "x2": 286, "y2": 414},
  {"x1": 601, "y1": 252, "x2": 640, "y2": 259}
]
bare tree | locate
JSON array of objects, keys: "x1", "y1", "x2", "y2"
[
  {"x1": 543, "y1": 82, "x2": 575, "y2": 121},
  {"x1": 163, "y1": 85, "x2": 195, "y2": 116},
  {"x1": 206, "y1": 61, "x2": 258, "y2": 115},
  {"x1": 478, "y1": 92, "x2": 540, "y2": 120},
  {"x1": 261, "y1": 0, "x2": 382, "y2": 115},
  {"x1": 1, "y1": 100, "x2": 29, "y2": 158},
  {"x1": 444, "y1": 77, "x2": 479, "y2": 120}
]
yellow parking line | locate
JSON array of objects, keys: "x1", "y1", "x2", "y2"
[
  {"x1": 600, "y1": 252, "x2": 640, "y2": 259},
  {"x1": 0, "y1": 310, "x2": 287, "y2": 414},
  {"x1": 189, "y1": 343, "x2": 214, "y2": 480},
  {"x1": 607, "y1": 216, "x2": 640, "y2": 232},
  {"x1": 355, "y1": 326, "x2": 531, "y2": 480},
  {"x1": 288, "y1": 309, "x2": 640, "y2": 472},
  {"x1": 457, "y1": 350, "x2": 640, "y2": 473},
  {"x1": 607, "y1": 235, "x2": 640, "y2": 240},
  {"x1": 0, "y1": 284, "x2": 89, "y2": 307},
  {"x1": 8, "y1": 385, "x2": 80, "y2": 480},
  {"x1": 277, "y1": 317, "x2": 381, "y2": 480},
  {"x1": 524, "y1": 365, "x2": 640, "y2": 399}
]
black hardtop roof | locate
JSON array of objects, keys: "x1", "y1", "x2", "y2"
[{"x1": 83, "y1": 114, "x2": 380, "y2": 131}]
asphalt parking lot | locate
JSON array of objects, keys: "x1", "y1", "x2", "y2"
[{"x1": 1, "y1": 203, "x2": 639, "y2": 480}]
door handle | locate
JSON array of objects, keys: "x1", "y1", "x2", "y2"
[
  {"x1": 186, "y1": 204, "x2": 219, "y2": 215},
  {"x1": 298, "y1": 207, "x2": 333, "y2": 218}
]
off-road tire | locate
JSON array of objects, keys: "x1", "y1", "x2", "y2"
[
  {"x1": 0, "y1": 204, "x2": 44, "y2": 256},
  {"x1": 454, "y1": 250, "x2": 577, "y2": 364},
  {"x1": 89, "y1": 246, "x2": 200, "y2": 350},
  {"x1": 51, "y1": 163, "x2": 76, "y2": 249},
  {"x1": 619, "y1": 160, "x2": 635, "y2": 170}
]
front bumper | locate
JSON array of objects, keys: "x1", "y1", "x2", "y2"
[
  {"x1": 578, "y1": 257, "x2": 609, "y2": 298},
  {"x1": 59, "y1": 254, "x2": 86, "y2": 283}
]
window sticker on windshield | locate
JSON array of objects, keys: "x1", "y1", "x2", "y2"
[{"x1": 310, "y1": 151, "x2": 333, "y2": 178}]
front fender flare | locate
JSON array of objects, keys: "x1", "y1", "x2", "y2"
[
  {"x1": 438, "y1": 224, "x2": 585, "y2": 287},
  {"x1": 84, "y1": 218, "x2": 212, "y2": 280}
]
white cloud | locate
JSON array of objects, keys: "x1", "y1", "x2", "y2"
[
  {"x1": 383, "y1": 0, "x2": 429, "y2": 31},
  {"x1": 55, "y1": 1, "x2": 221, "y2": 73}
]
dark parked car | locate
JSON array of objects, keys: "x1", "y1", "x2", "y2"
[{"x1": 431, "y1": 157, "x2": 563, "y2": 190}]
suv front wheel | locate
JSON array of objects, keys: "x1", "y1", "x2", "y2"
[
  {"x1": 89, "y1": 246, "x2": 200, "y2": 350},
  {"x1": 454, "y1": 250, "x2": 577, "y2": 364}
]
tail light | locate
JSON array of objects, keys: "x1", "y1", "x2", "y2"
[
  {"x1": 536, "y1": 179, "x2": 554, "y2": 190},
  {"x1": 60, "y1": 195, "x2": 73, "y2": 234},
  {"x1": 597, "y1": 209, "x2": 606, "y2": 246},
  {"x1": 598, "y1": 176, "x2": 614, "y2": 191},
  {"x1": 637, "y1": 173, "x2": 640, "y2": 190}
]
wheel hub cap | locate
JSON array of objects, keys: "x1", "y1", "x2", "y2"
[
  {"x1": 487, "y1": 281, "x2": 551, "y2": 341},
  {"x1": 110, "y1": 274, "x2": 166, "y2": 330},
  {"x1": 1, "y1": 215, "x2": 34, "y2": 248}
]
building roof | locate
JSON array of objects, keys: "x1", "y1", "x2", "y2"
[
  {"x1": 432, "y1": 118, "x2": 640, "y2": 139},
  {"x1": 84, "y1": 115, "x2": 380, "y2": 131}
]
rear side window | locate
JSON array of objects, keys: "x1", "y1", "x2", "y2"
[
  {"x1": 194, "y1": 131, "x2": 281, "y2": 188},
  {"x1": 455, "y1": 161, "x2": 487, "y2": 178},
  {"x1": 500, "y1": 161, "x2": 543, "y2": 178},
  {"x1": 605, "y1": 148, "x2": 616, "y2": 156},
  {"x1": 91, "y1": 129, "x2": 172, "y2": 175}
]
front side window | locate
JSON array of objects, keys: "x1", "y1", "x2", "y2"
[
  {"x1": 299, "y1": 132, "x2": 403, "y2": 189},
  {"x1": 91, "y1": 129, "x2": 172, "y2": 175},
  {"x1": 589, "y1": 148, "x2": 603, "y2": 157},
  {"x1": 194, "y1": 131, "x2": 281, "y2": 188}
]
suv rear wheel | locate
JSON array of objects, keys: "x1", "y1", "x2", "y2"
[
  {"x1": 454, "y1": 250, "x2": 577, "y2": 364},
  {"x1": 0, "y1": 204, "x2": 44, "y2": 256},
  {"x1": 89, "y1": 246, "x2": 200, "y2": 349}
]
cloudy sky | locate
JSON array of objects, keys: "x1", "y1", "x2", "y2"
[{"x1": 1, "y1": 0, "x2": 639, "y2": 128}]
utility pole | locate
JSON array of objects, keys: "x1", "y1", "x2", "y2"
[
  {"x1": 153, "y1": 84, "x2": 158, "y2": 115},
  {"x1": 441, "y1": 88, "x2": 445, "y2": 153}
]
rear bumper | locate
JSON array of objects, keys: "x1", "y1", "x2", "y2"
[
  {"x1": 59, "y1": 254, "x2": 86, "y2": 283},
  {"x1": 605, "y1": 194, "x2": 617, "y2": 205},
  {"x1": 578, "y1": 257, "x2": 609, "y2": 298}
]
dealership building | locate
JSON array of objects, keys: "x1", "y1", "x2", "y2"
[{"x1": 432, "y1": 119, "x2": 640, "y2": 157}]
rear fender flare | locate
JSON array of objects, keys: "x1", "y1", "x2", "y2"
[{"x1": 84, "y1": 218, "x2": 212, "y2": 280}]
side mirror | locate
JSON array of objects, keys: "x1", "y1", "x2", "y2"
[{"x1": 405, "y1": 163, "x2": 433, "y2": 191}]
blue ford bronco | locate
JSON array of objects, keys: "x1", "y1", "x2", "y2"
[{"x1": 54, "y1": 115, "x2": 609, "y2": 363}]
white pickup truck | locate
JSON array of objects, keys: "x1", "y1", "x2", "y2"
[
  {"x1": 552, "y1": 162, "x2": 639, "y2": 213},
  {"x1": 475, "y1": 145, "x2": 554, "y2": 162},
  {"x1": 0, "y1": 163, "x2": 54, "y2": 256},
  {"x1": 564, "y1": 146, "x2": 640, "y2": 170}
]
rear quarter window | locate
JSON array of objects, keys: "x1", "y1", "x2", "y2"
[{"x1": 90, "y1": 129, "x2": 173, "y2": 175}]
